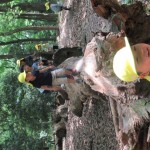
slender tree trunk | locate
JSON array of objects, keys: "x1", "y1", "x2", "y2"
[
  {"x1": 0, "y1": 2, "x2": 49, "y2": 13},
  {"x1": 0, "y1": 37, "x2": 56, "y2": 46},
  {"x1": 0, "y1": 54, "x2": 15, "y2": 59},
  {"x1": 17, "y1": 13, "x2": 58, "y2": 22},
  {"x1": 0, "y1": 54, "x2": 33, "y2": 59},
  {"x1": 0, "y1": 0, "x2": 12, "y2": 3},
  {"x1": 0, "y1": 26, "x2": 59, "y2": 36},
  {"x1": 15, "y1": 3, "x2": 47, "y2": 13}
]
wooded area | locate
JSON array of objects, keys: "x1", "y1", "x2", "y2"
[{"x1": 1, "y1": 0, "x2": 150, "y2": 150}]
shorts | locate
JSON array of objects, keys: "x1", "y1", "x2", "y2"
[
  {"x1": 51, "y1": 68, "x2": 68, "y2": 85},
  {"x1": 50, "y1": 4, "x2": 63, "y2": 12}
]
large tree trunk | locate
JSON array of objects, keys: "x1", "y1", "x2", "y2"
[
  {"x1": 62, "y1": 31, "x2": 150, "y2": 150},
  {"x1": 0, "y1": 0, "x2": 12, "y2": 3},
  {"x1": 80, "y1": 24, "x2": 150, "y2": 150},
  {"x1": 54, "y1": 0, "x2": 150, "y2": 149}
]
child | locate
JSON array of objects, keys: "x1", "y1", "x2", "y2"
[
  {"x1": 16, "y1": 55, "x2": 36, "y2": 67},
  {"x1": 113, "y1": 36, "x2": 150, "y2": 82},
  {"x1": 18, "y1": 68, "x2": 82, "y2": 92},
  {"x1": 45, "y1": 2, "x2": 70, "y2": 13},
  {"x1": 35, "y1": 43, "x2": 59, "y2": 53},
  {"x1": 17, "y1": 55, "x2": 52, "y2": 71}
]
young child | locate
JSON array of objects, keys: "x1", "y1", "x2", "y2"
[
  {"x1": 16, "y1": 55, "x2": 36, "y2": 67},
  {"x1": 18, "y1": 68, "x2": 82, "y2": 92},
  {"x1": 35, "y1": 43, "x2": 59, "y2": 53},
  {"x1": 113, "y1": 36, "x2": 150, "y2": 82},
  {"x1": 45, "y1": 2, "x2": 70, "y2": 13}
]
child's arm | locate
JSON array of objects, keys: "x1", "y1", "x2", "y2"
[
  {"x1": 41, "y1": 85, "x2": 62, "y2": 91},
  {"x1": 39, "y1": 65, "x2": 56, "y2": 73}
]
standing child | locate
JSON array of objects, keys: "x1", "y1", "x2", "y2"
[{"x1": 45, "y1": 2, "x2": 70, "y2": 13}]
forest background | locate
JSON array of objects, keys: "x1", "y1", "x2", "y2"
[
  {"x1": 0, "y1": 0, "x2": 60, "y2": 150},
  {"x1": 0, "y1": 0, "x2": 146, "y2": 150}
]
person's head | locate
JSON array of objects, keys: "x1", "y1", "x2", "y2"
[
  {"x1": 113, "y1": 37, "x2": 150, "y2": 82},
  {"x1": 18, "y1": 71, "x2": 36, "y2": 84},
  {"x1": 20, "y1": 64, "x2": 33, "y2": 73}
]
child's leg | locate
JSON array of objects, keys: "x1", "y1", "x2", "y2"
[
  {"x1": 50, "y1": 4, "x2": 63, "y2": 12},
  {"x1": 52, "y1": 76, "x2": 75, "y2": 86},
  {"x1": 62, "y1": 6, "x2": 70, "y2": 10},
  {"x1": 51, "y1": 68, "x2": 76, "y2": 78}
]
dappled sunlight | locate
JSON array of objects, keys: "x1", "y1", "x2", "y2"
[
  {"x1": 74, "y1": 58, "x2": 84, "y2": 72},
  {"x1": 83, "y1": 52, "x2": 119, "y2": 96},
  {"x1": 67, "y1": 0, "x2": 72, "y2": 6}
]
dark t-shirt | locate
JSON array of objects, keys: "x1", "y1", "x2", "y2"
[{"x1": 30, "y1": 70, "x2": 52, "y2": 88}]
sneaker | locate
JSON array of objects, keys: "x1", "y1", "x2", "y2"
[
  {"x1": 76, "y1": 79, "x2": 83, "y2": 84},
  {"x1": 72, "y1": 69, "x2": 80, "y2": 76}
]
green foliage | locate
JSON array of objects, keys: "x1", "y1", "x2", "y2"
[
  {"x1": 0, "y1": 69, "x2": 56, "y2": 149},
  {"x1": 0, "y1": 0, "x2": 58, "y2": 57},
  {"x1": 0, "y1": 0, "x2": 61, "y2": 149}
]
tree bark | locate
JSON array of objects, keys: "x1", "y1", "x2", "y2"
[
  {"x1": 91, "y1": 0, "x2": 150, "y2": 43},
  {"x1": 0, "y1": 37, "x2": 56, "y2": 46},
  {"x1": 0, "y1": 26, "x2": 59, "y2": 36}
]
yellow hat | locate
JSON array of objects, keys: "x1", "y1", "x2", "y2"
[
  {"x1": 16, "y1": 58, "x2": 24, "y2": 66},
  {"x1": 18, "y1": 71, "x2": 33, "y2": 86},
  {"x1": 113, "y1": 37, "x2": 139, "y2": 82},
  {"x1": 18, "y1": 71, "x2": 26, "y2": 83},
  {"x1": 16, "y1": 60, "x2": 20, "y2": 66},
  {"x1": 35, "y1": 44, "x2": 42, "y2": 50},
  {"x1": 45, "y1": 2, "x2": 50, "y2": 11}
]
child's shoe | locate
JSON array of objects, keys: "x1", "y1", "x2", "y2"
[{"x1": 75, "y1": 79, "x2": 83, "y2": 84}]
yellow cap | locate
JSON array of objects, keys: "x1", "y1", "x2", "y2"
[
  {"x1": 16, "y1": 58, "x2": 24, "y2": 66},
  {"x1": 45, "y1": 2, "x2": 50, "y2": 11},
  {"x1": 35, "y1": 44, "x2": 42, "y2": 50},
  {"x1": 18, "y1": 71, "x2": 26, "y2": 83},
  {"x1": 18, "y1": 71, "x2": 33, "y2": 86},
  {"x1": 16, "y1": 60, "x2": 20, "y2": 66},
  {"x1": 113, "y1": 37, "x2": 139, "y2": 82}
]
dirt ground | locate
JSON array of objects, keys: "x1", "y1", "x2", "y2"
[{"x1": 58, "y1": 0, "x2": 118, "y2": 149}]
